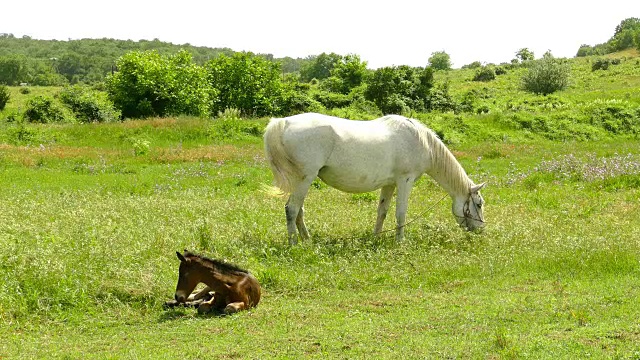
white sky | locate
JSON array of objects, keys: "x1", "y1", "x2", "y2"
[{"x1": 2, "y1": 1, "x2": 639, "y2": 68}]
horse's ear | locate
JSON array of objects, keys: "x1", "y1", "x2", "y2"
[
  {"x1": 471, "y1": 182, "x2": 487, "y2": 193},
  {"x1": 176, "y1": 251, "x2": 186, "y2": 262}
]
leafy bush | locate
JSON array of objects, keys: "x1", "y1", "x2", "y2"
[
  {"x1": 426, "y1": 82, "x2": 458, "y2": 112},
  {"x1": 23, "y1": 96, "x2": 70, "y2": 123},
  {"x1": 521, "y1": 53, "x2": 570, "y2": 95},
  {"x1": 472, "y1": 66, "x2": 496, "y2": 82},
  {"x1": 591, "y1": 58, "x2": 621, "y2": 71},
  {"x1": 0, "y1": 85, "x2": 9, "y2": 110},
  {"x1": 106, "y1": 50, "x2": 210, "y2": 118},
  {"x1": 312, "y1": 90, "x2": 352, "y2": 109},
  {"x1": 19, "y1": 87, "x2": 30, "y2": 94},
  {"x1": 59, "y1": 85, "x2": 121, "y2": 123},
  {"x1": 206, "y1": 52, "x2": 286, "y2": 116},
  {"x1": 364, "y1": 65, "x2": 434, "y2": 114},
  {"x1": 462, "y1": 61, "x2": 482, "y2": 69}
]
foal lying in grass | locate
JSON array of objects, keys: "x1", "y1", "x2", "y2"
[{"x1": 165, "y1": 250, "x2": 261, "y2": 315}]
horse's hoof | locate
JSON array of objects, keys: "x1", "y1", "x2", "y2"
[
  {"x1": 163, "y1": 299, "x2": 180, "y2": 309},
  {"x1": 197, "y1": 303, "x2": 213, "y2": 314}
]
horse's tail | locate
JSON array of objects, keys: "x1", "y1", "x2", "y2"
[{"x1": 263, "y1": 117, "x2": 302, "y2": 195}]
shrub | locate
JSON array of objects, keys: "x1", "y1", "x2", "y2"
[
  {"x1": 312, "y1": 90, "x2": 352, "y2": 109},
  {"x1": 521, "y1": 53, "x2": 570, "y2": 95},
  {"x1": 59, "y1": 85, "x2": 121, "y2": 123},
  {"x1": 472, "y1": 66, "x2": 496, "y2": 82},
  {"x1": 0, "y1": 85, "x2": 9, "y2": 110},
  {"x1": 106, "y1": 50, "x2": 210, "y2": 118},
  {"x1": 23, "y1": 96, "x2": 69, "y2": 123},
  {"x1": 19, "y1": 87, "x2": 30, "y2": 94},
  {"x1": 206, "y1": 52, "x2": 287, "y2": 117}
]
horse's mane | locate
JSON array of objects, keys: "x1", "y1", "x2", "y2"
[
  {"x1": 379, "y1": 115, "x2": 472, "y2": 194},
  {"x1": 183, "y1": 251, "x2": 249, "y2": 275}
]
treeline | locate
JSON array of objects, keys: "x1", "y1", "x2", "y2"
[
  {"x1": 576, "y1": 18, "x2": 640, "y2": 56},
  {"x1": 0, "y1": 34, "x2": 308, "y2": 85}
]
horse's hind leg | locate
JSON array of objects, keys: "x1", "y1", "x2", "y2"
[
  {"x1": 374, "y1": 185, "x2": 395, "y2": 235},
  {"x1": 285, "y1": 176, "x2": 315, "y2": 245},
  {"x1": 296, "y1": 206, "x2": 310, "y2": 240}
]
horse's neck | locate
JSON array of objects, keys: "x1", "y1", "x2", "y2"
[
  {"x1": 425, "y1": 139, "x2": 471, "y2": 198},
  {"x1": 196, "y1": 261, "x2": 242, "y2": 291}
]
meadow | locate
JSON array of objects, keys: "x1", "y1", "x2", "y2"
[{"x1": 1, "y1": 52, "x2": 640, "y2": 359}]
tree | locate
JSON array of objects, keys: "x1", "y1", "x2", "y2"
[
  {"x1": 428, "y1": 51, "x2": 451, "y2": 71},
  {"x1": 299, "y1": 52, "x2": 343, "y2": 82},
  {"x1": 325, "y1": 54, "x2": 368, "y2": 94},
  {"x1": 515, "y1": 48, "x2": 535, "y2": 62},
  {"x1": 206, "y1": 52, "x2": 286, "y2": 116}
]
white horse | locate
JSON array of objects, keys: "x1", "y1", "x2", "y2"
[{"x1": 263, "y1": 113, "x2": 486, "y2": 244}]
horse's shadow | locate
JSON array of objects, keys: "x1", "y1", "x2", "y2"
[{"x1": 158, "y1": 302, "x2": 230, "y2": 322}]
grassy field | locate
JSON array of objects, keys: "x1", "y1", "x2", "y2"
[
  {"x1": 1, "y1": 51, "x2": 640, "y2": 358},
  {"x1": 0, "y1": 116, "x2": 639, "y2": 359}
]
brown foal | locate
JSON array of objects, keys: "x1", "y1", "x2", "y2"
[{"x1": 172, "y1": 250, "x2": 261, "y2": 314}]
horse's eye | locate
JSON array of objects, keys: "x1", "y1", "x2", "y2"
[{"x1": 477, "y1": 203, "x2": 482, "y2": 208}]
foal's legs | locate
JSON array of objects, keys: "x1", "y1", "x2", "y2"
[
  {"x1": 374, "y1": 185, "x2": 395, "y2": 235},
  {"x1": 394, "y1": 177, "x2": 415, "y2": 241},
  {"x1": 285, "y1": 176, "x2": 315, "y2": 245}
]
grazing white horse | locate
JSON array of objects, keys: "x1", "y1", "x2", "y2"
[{"x1": 264, "y1": 113, "x2": 486, "y2": 244}]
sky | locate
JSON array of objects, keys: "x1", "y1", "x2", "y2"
[{"x1": 2, "y1": 1, "x2": 639, "y2": 68}]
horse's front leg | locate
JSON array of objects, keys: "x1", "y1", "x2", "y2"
[
  {"x1": 394, "y1": 177, "x2": 415, "y2": 241},
  {"x1": 187, "y1": 286, "x2": 212, "y2": 301},
  {"x1": 285, "y1": 176, "x2": 315, "y2": 245},
  {"x1": 374, "y1": 185, "x2": 395, "y2": 235}
]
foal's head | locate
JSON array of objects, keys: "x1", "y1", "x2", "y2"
[
  {"x1": 453, "y1": 183, "x2": 486, "y2": 231},
  {"x1": 174, "y1": 250, "x2": 203, "y2": 303}
]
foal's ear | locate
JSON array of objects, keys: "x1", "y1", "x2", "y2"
[
  {"x1": 470, "y1": 182, "x2": 487, "y2": 193},
  {"x1": 176, "y1": 251, "x2": 186, "y2": 262}
]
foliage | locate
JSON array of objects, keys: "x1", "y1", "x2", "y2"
[
  {"x1": 23, "y1": 95, "x2": 70, "y2": 123},
  {"x1": 59, "y1": 85, "x2": 121, "y2": 123},
  {"x1": 0, "y1": 53, "x2": 67, "y2": 86},
  {"x1": 364, "y1": 65, "x2": 434, "y2": 114},
  {"x1": 206, "y1": 52, "x2": 286, "y2": 117},
  {"x1": 591, "y1": 58, "x2": 620, "y2": 71},
  {"x1": 299, "y1": 52, "x2": 343, "y2": 82},
  {"x1": 0, "y1": 85, "x2": 9, "y2": 110},
  {"x1": 461, "y1": 61, "x2": 483, "y2": 69},
  {"x1": 106, "y1": 50, "x2": 210, "y2": 118},
  {"x1": 576, "y1": 18, "x2": 640, "y2": 56},
  {"x1": 428, "y1": 51, "x2": 452, "y2": 71},
  {"x1": 472, "y1": 66, "x2": 496, "y2": 82},
  {"x1": 521, "y1": 52, "x2": 570, "y2": 95},
  {"x1": 324, "y1": 54, "x2": 368, "y2": 94},
  {"x1": 515, "y1": 48, "x2": 535, "y2": 62}
]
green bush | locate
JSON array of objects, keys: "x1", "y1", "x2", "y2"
[
  {"x1": 19, "y1": 87, "x2": 31, "y2": 94},
  {"x1": 206, "y1": 52, "x2": 287, "y2": 117},
  {"x1": 59, "y1": 85, "x2": 121, "y2": 123},
  {"x1": 521, "y1": 53, "x2": 570, "y2": 95},
  {"x1": 23, "y1": 96, "x2": 70, "y2": 123},
  {"x1": 472, "y1": 66, "x2": 496, "y2": 82},
  {"x1": 0, "y1": 85, "x2": 9, "y2": 110},
  {"x1": 312, "y1": 90, "x2": 352, "y2": 109},
  {"x1": 106, "y1": 50, "x2": 210, "y2": 118}
]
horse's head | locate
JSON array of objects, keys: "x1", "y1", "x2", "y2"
[
  {"x1": 174, "y1": 250, "x2": 201, "y2": 303},
  {"x1": 453, "y1": 183, "x2": 486, "y2": 231}
]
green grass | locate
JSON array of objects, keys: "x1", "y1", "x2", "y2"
[
  {"x1": 1, "y1": 50, "x2": 640, "y2": 358},
  {"x1": 1, "y1": 116, "x2": 639, "y2": 358}
]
